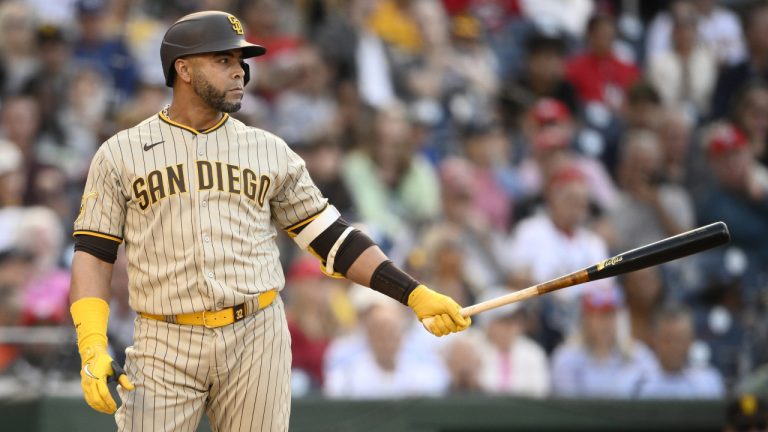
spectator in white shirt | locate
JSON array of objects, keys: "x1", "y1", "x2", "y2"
[
  {"x1": 631, "y1": 304, "x2": 725, "y2": 399},
  {"x1": 506, "y1": 162, "x2": 613, "y2": 351},
  {"x1": 647, "y1": 6, "x2": 717, "y2": 118},
  {"x1": 323, "y1": 289, "x2": 449, "y2": 399},
  {"x1": 646, "y1": 0, "x2": 746, "y2": 67},
  {"x1": 475, "y1": 289, "x2": 550, "y2": 398}
]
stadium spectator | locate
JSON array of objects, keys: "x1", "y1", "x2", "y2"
[
  {"x1": 618, "y1": 267, "x2": 666, "y2": 347},
  {"x1": 475, "y1": 289, "x2": 550, "y2": 397},
  {"x1": 646, "y1": 0, "x2": 746, "y2": 67},
  {"x1": 341, "y1": 103, "x2": 441, "y2": 249},
  {"x1": 609, "y1": 130, "x2": 694, "y2": 260},
  {"x1": 516, "y1": 98, "x2": 617, "y2": 215},
  {"x1": 284, "y1": 255, "x2": 346, "y2": 393},
  {"x1": 657, "y1": 108, "x2": 696, "y2": 188},
  {"x1": 696, "y1": 123, "x2": 768, "y2": 293},
  {"x1": 632, "y1": 304, "x2": 725, "y2": 399},
  {"x1": 712, "y1": 2, "x2": 768, "y2": 119},
  {"x1": 323, "y1": 291, "x2": 449, "y2": 398},
  {"x1": 419, "y1": 157, "x2": 507, "y2": 291},
  {"x1": 647, "y1": 4, "x2": 717, "y2": 119},
  {"x1": 72, "y1": 0, "x2": 139, "y2": 106},
  {"x1": 505, "y1": 163, "x2": 613, "y2": 351},
  {"x1": 0, "y1": 2, "x2": 39, "y2": 97},
  {"x1": 730, "y1": 81, "x2": 768, "y2": 166},
  {"x1": 566, "y1": 14, "x2": 639, "y2": 113},
  {"x1": 442, "y1": 331, "x2": 485, "y2": 394},
  {"x1": 501, "y1": 32, "x2": 578, "y2": 126},
  {"x1": 551, "y1": 287, "x2": 658, "y2": 398},
  {"x1": 273, "y1": 44, "x2": 338, "y2": 146}
]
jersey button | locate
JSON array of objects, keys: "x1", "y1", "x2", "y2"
[
  {"x1": 201, "y1": 201, "x2": 207, "y2": 207},
  {"x1": 197, "y1": 150, "x2": 204, "y2": 156},
  {"x1": 208, "y1": 271, "x2": 214, "y2": 278},
  {"x1": 203, "y1": 236, "x2": 210, "y2": 242}
]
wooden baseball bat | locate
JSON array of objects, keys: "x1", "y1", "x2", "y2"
[{"x1": 424, "y1": 221, "x2": 730, "y2": 326}]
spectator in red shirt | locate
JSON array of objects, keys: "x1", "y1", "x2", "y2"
[{"x1": 566, "y1": 14, "x2": 639, "y2": 112}]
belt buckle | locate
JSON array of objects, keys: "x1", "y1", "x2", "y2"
[{"x1": 202, "y1": 310, "x2": 216, "y2": 328}]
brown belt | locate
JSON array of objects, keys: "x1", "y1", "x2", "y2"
[{"x1": 139, "y1": 290, "x2": 278, "y2": 328}]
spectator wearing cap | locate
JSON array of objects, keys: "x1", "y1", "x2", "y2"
[
  {"x1": 712, "y1": 2, "x2": 768, "y2": 119},
  {"x1": 565, "y1": 14, "x2": 639, "y2": 113},
  {"x1": 630, "y1": 304, "x2": 724, "y2": 399},
  {"x1": 550, "y1": 287, "x2": 658, "y2": 398},
  {"x1": 647, "y1": 4, "x2": 717, "y2": 119},
  {"x1": 696, "y1": 123, "x2": 768, "y2": 293},
  {"x1": 500, "y1": 32, "x2": 578, "y2": 126},
  {"x1": 724, "y1": 394, "x2": 768, "y2": 432},
  {"x1": 517, "y1": 98, "x2": 617, "y2": 216},
  {"x1": 474, "y1": 288, "x2": 550, "y2": 397},
  {"x1": 284, "y1": 254, "x2": 352, "y2": 394},
  {"x1": 730, "y1": 81, "x2": 768, "y2": 166},
  {"x1": 504, "y1": 163, "x2": 613, "y2": 352}
]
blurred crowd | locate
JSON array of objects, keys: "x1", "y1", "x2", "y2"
[{"x1": 1, "y1": 0, "x2": 768, "y2": 406}]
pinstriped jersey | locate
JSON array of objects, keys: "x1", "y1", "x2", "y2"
[{"x1": 74, "y1": 111, "x2": 327, "y2": 315}]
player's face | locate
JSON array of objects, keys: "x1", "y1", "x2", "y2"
[{"x1": 189, "y1": 50, "x2": 245, "y2": 113}]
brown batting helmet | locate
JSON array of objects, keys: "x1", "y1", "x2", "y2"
[{"x1": 160, "y1": 10, "x2": 266, "y2": 87}]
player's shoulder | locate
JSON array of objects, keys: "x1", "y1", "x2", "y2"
[{"x1": 226, "y1": 117, "x2": 291, "y2": 149}]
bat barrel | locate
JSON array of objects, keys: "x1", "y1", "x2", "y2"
[{"x1": 586, "y1": 221, "x2": 730, "y2": 282}]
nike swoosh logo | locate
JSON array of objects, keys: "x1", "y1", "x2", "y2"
[
  {"x1": 143, "y1": 141, "x2": 164, "y2": 151},
  {"x1": 83, "y1": 363, "x2": 97, "y2": 379}
]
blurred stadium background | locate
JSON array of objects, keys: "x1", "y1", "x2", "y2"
[{"x1": 1, "y1": 0, "x2": 768, "y2": 430}]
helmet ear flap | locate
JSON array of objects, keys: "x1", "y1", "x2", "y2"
[{"x1": 241, "y1": 61, "x2": 250, "y2": 86}]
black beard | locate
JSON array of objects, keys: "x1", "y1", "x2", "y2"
[{"x1": 191, "y1": 71, "x2": 241, "y2": 113}]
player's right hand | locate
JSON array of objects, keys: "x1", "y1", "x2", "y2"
[
  {"x1": 79, "y1": 345, "x2": 134, "y2": 414},
  {"x1": 407, "y1": 285, "x2": 471, "y2": 336}
]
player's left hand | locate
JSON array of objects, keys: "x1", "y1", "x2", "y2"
[
  {"x1": 80, "y1": 345, "x2": 134, "y2": 414},
  {"x1": 407, "y1": 285, "x2": 471, "y2": 336}
]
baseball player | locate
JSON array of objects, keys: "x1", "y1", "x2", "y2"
[{"x1": 69, "y1": 10, "x2": 470, "y2": 431}]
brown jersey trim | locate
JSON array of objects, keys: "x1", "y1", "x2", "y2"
[
  {"x1": 73, "y1": 230, "x2": 123, "y2": 244},
  {"x1": 157, "y1": 111, "x2": 230, "y2": 135},
  {"x1": 74, "y1": 234, "x2": 120, "y2": 263}
]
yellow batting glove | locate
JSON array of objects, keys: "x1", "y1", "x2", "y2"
[
  {"x1": 79, "y1": 345, "x2": 134, "y2": 414},
  {"x1": 407, "y1": 285, "x2": 471, "y2": 336},
  {"x1": 71, "y1": 298, "x2": 134, "y2": 414}
]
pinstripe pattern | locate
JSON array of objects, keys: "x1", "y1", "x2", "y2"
[
  {"x1": 75, "y1": 113, "x2": 326, "y2": 315},
  {"x1": 78, "y1": 112, "x2": 322, "y2": 430}
]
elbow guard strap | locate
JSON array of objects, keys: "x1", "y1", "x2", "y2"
[{"x1": 369, "y1": 260, "x2": 420, "y2": 305}]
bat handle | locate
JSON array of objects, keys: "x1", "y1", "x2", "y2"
[
  {"x1": 417, "y1": 306, "x2": 488, "y2": 330},
  {"x1": 418, "y1": 285, "x2": 543, "y2": 331}
]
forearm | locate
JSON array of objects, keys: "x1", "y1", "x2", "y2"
[
  {"x1": 344, "y1": 245, "x2": 387, "y2": 286},
  {"x1": 70, "y1": 251, "x2": 114, "y2": 304}
]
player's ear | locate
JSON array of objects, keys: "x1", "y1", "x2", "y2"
[{"x1": 175, "y1": 58, "x2": 193, "y2": 84}]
